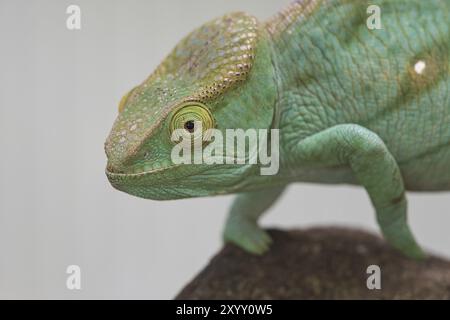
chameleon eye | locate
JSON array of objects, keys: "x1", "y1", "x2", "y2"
[
  {"x1": 169, "y1": 102, "x2": 215, "y2": 141},
  {"x1": 184, "y1": 120, "x2": 196, "y2": 133}
]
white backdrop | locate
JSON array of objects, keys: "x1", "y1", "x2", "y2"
[{"x1": 0, "y1": 0, "x2": 449, "y2": 299}]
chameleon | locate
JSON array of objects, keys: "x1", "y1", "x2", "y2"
[{"x1": 105, "y1": 0, "x2": 450, "y2": 259}]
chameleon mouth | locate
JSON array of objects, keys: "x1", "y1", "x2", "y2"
[
  {"x1": 105, "y1": 161, "x2": 237, "y2": 190},
  {"x1": 105, "y1": 160, "x2": 253, "y2": 200},
  {"x1": 105, "y1": 164, "x2": 184, "y2": 192},
  {"x1": 105, "y1": 163, "x2": 180, "y2": 178}
]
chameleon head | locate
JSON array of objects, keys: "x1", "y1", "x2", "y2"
[{"x1": 104, "y1": 12, "x2": 277, "y2": 200}]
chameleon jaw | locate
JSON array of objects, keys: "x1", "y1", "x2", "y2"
[
  {"x1": 105, "y1": 163, "x2": 181, "y2": 178},
  {"x1": 105, "y1": 164, "x2": 184, "y2": 195}
]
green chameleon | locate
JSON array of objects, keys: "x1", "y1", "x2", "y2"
[{"x1": 105, "y1": 0, "x2": 450, "y2": 259}]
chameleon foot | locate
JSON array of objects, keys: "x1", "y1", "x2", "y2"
[{"x1": 223, "y1": 220, "x2": 273, "y2": 255}]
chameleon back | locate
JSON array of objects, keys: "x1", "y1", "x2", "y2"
[{"x1": 268, "y1": 0, "x2": 450, "y2": 190}]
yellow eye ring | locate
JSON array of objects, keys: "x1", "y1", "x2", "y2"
[{"x1": 169, "y1": 102, "x2": 215, "y2": 142}]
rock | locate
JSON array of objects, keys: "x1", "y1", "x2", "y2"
[{"x1": 175, "y1": 227, "x2": 450, "y2": 299}]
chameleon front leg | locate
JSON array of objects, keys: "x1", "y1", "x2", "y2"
[
  {"x1": 292, "y1": 124, "x2": 425, "y2": 259},
  {"x1": 223, "y1": 186, "x2": 286, "y2": 254}
]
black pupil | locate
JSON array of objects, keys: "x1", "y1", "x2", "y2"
[{"x1": 184, "y1": 120, "x2": 195, "y2": 132}]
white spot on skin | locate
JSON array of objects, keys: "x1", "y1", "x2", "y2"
[{"x1": 414, "y1": 60, "x2": 426, "y2": 75}]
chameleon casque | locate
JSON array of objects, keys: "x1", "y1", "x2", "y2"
[{"x1": 105, "y1": 0, "x2": 450, "y2": 259}]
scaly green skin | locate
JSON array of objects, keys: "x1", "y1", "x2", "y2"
[{"x1": 105, "y1": 0, "x2": 450, "y2": 259}]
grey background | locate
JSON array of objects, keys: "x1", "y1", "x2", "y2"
[{"x1": 0, "y1": 0, "x2": 449, "y2": 299}]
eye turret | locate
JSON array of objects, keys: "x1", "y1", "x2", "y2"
[{"x1": 169, "y1": 102, "x2": 215, "y2": 142}]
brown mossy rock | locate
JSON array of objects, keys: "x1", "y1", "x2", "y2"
[{"x1": 175, "y1": 227, "x2": 450, "y2": 299}]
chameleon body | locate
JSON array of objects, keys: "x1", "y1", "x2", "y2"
[{"x1": 105, "y1": 0, "x2": 450, "y2": 258}]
